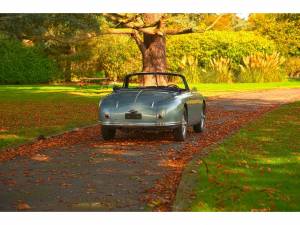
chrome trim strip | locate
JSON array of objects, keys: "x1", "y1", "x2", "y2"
[
  {"x1": 134, "y1": 89, "x2": 143, "y2": 103},
  {"x1": 99, "y1": 121, "x2": 181, "y2": 127}
]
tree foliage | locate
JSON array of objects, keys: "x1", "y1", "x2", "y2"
[
  {"x1": 248, "y1": 14, "x2": 300, "y2": 56},
  {"x1": 0, "y1": 14, "x2": 100, "y2": 42},
  {"x1": 167, "y1": 31, "x2": 276, "y2": 73},
  {"x1": 0, "y1": 13, "x2": 298, "y2": 84},
  {"x1": 0, "y1": 36, "x2": 58, "y2": 84},
  {"x1": 96, "y1": 35, "x2": 141, "y2": 81},
  {"x1": 0, "y1": 14, "x2": 101, "y2": 81}
]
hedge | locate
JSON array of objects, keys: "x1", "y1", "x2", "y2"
[
  {"x1": 166, "y1": 31, "x2": 277, "y2": 74},
  {"x1": 0, "y1": 38, "x2": 58, "y2": 84},
  {"x1": 96, "y1": 31, "x2": 277, "y2": 80}
]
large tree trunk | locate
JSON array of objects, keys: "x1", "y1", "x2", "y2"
[{"x1": 142, "y1": 14, "x2": 167, "y2": 86}]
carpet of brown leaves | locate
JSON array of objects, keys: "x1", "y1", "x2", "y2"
[{"x1": 0, "y1": 102, "x2": 278, "y2": 211}]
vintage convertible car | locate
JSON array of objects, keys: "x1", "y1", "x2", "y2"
[{"x1": 98, "y1": 72, "x2": 206, "y2": 141}]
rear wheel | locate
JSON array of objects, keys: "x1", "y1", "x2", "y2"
[
  {"x1": 193, "y1": 107, "x2": 205, "y2": 133},
  {"x1": 101, "y1": 126, "x2": 116, "y2": 140},
  {"x1": 174, "y1": 109, "x2": 188, "y2": 141}
]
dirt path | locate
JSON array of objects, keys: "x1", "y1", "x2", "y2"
[{"x1": 0, "y1": 88, "x2": 299, "y2": 211}]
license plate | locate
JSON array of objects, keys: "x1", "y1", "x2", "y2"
[{"x1": 125, "y1": 113, "x2": 142, "y2": 119}]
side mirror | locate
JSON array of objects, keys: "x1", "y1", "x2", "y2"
[
  {"x1": 113, "y1": 85, "x2": 120, "y2": 92},
  {"x1": 191, "y1": 87, "x2": 198, "y2": 92}
]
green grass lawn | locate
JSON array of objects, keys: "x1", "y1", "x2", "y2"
[
  {"x1": 0, "y1": 80, "x2": 299, "y2": 151},
  {"x1": 190, "y1": 79, "x2": 300, "y2": 96},
  {"x1": 173, "y1": 101, "x2": 300, "y2": 211}
]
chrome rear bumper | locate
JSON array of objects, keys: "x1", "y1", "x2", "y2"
[{"x1": 99, "y1": 121, "x2": 181, "y2": 128}]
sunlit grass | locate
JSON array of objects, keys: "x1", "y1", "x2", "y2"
[
  {"x1": 174, "y1": 101, "x2": 300, "y2": 211},
  {"x1": 1, "y1": 79, "x2": 299, "y2": 97},
  {"x1": 190, "y1": 79, "x2": 300, "y2": 96}
]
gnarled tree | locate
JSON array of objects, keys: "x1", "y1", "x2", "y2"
[
  {"x1": 104, "y1": 13, "x2": 216, "y2": 85},
  {"x1": 102, "y1": 13, "x2": 223, "y2": 85}
]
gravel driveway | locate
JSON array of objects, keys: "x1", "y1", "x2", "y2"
[{"x1": 0, "y1": 88, "x2": 299, "y2": 211}]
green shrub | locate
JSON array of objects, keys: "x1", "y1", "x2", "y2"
[
  {"x1": 207, "y1": 57, "x2": 234, "y2": 83},
  {"x1": 0, "y1": 37, "x2": 58, "y2": 84},
  {"x1": 92, "y1": 31, "x2": 277, "y2": 82},
  {"x1": 178, "y1": 55, "x2": 203, "y2": 83},
  {"x1": 96, "y1": 35, "x2": 141, "y2": 81},
  {"x1": 166, "y1": 31, "x2": 277, "y2": 76},
  {"x1": 239, "y1": 52, "x2": 286, "y2": 82},
  {"x1": 95, "y1": 71, "x2": 105, "y2": 78},
  {"x1": 285, "y1": 57, "x2": 300, "y2": 78}
]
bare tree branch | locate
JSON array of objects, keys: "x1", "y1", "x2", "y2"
[
  {"x1": 205, "y1": 14, "x2": 224, "y2": 31},
  {"x1": 103, "y1": 13, "x2": 167, "y2": 36},
  {"x1": 130, "y1": 32, "x2": 146, "y2": 54},
  {"x1": 165, "y1": 28, "x2": 194, "y2": 35},
  {"x1": 165, "y1": 14, "x2": 224, "y2": 35},
  {"x1": 34, "y1": 14, "x2": 225, "y2": 44},
  {"x1": 124, "y1": 17, "x2": 144, "y2": 29},
  {"x1": 138, "y1": 27, "x2": 164, "y2": 36}
]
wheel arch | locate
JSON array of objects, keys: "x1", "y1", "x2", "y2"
[
  {"x1": 184, "y1": 103, "x2": 188, "y2": 121},
  {"x1": 203, "y1": 99, "x2": 206, "y2": 115}
]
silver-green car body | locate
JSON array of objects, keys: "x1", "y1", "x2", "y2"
[{"x1": 98, "y1": 72, "x2": 206, "y2": 140}]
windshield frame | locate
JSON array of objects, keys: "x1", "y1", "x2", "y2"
[{"x1": 122, "y1": 72, "x2": 190, "y2": 91}]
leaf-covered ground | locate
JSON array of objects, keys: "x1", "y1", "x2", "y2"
[
  {"x1": 173, "y1": 101, "x2": 300, "y2": 211},
  {"x1": 0, "y1": 85, "x2": 111, "y2": 150},
  {"x1": 0, "y1": 86, "x2": 299, "y2": 211},
  {"x1": 1, "y1": 81, "x2": 299, "y2": 150}
]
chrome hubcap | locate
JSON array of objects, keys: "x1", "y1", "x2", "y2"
[
  {"x1": 182, "y1": 114, "x2": 187, "y2": 137},
  {"x1": 200, "y1": 114, "x2": 205, "y2": 129}
]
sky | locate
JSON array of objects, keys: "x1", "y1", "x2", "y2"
[{"x1": 236, "y1": 13, "x2": 250, "y2": 20}]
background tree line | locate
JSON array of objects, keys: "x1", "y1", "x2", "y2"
[{"x1": 0, "y1": 13, "x2": 299, "y2": 84}]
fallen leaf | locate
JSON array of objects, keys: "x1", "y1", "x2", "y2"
[
  {"x1": 17, "y1": 202, "x2": 31, "y2": 210},
  {"x1": 261, "y1": 187, "x2": 277, "y2": 196},
  {"x1": 216, "y1": 163, "x2": 224, "y2": 168},
  {"x1": 251, "y1": 208, "x2": 270, "y2": 212},
  {"x1": 31, "y1": 154, "x2": 50, "y2": 162},
  {"x1": 242, "y1": 185, "x2": 252, "y2": 192},
  {"x1": 223, "y1": 169, "x2": 239, "y2": 175}
]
